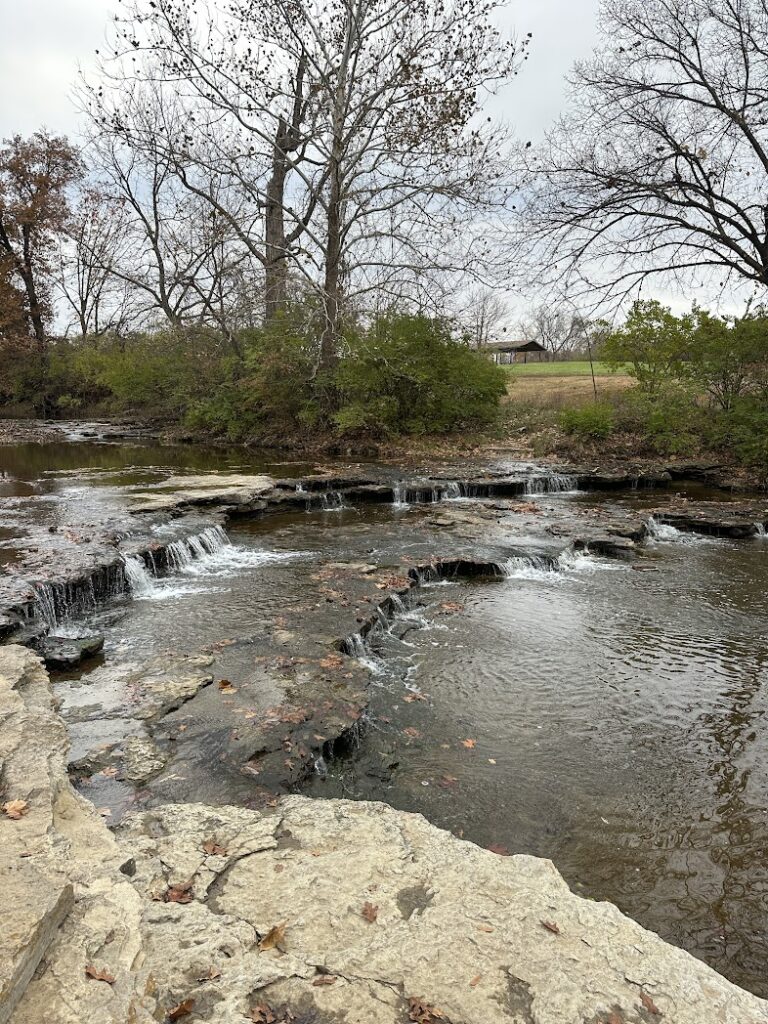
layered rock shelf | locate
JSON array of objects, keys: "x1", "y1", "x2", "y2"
[{"x1": 2, "y1": 645, "x2": 768, "y2": 1024}]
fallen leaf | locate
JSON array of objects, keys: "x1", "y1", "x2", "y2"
[
  {"x1": 540, "y1": 920, "x2": 561, "y2": 935},
  {"x1": 312, "y1": 975, "x2": 337, "y2": 986},
  {"x1": 167, "y1": 998, "x2": 195, "y2": 1021},
  {"x1": 403, "y1": 727, "x2": 422, "y2": 739},
  {"x1": 407, "y1": 996, "x2": 446, "y2": 1023},
  {"x1": 259, "y1": 922, "x2": 287, "y2": 951},
  {"x1": 404, "y1": 693, "x2": 428, "y2": 703},
  {"x1": 218, "y1": 679, "x2": 237, "y2": 694},
  {"x1": 488, "y1": 758, "x2": 497, "y2": 765},
  {"x1": 439, "y1": 601, "x2": 465, "y2": 613},
  {"x1": 362, "y1": 901, "x2": 379, "y2": 923},
  {"x1": 2, "y1": 799, "x2": 28, "y2": 820},
  {"x1": 461, "y1": 739, "x2": 476, "y2": 749},
  {"x1": 438, "y1": 775, "x2": 459, "y2": 789},
  {"x1": 476, "y1": 924, "x2": 494, "y2": 934},
  {"x1": 320, "y1": 654, "x2": 345, "y2": 670},
  {"x1": 469, "y1": 975, "x2": 482, "y2": 988},
  {"x1": 202, "y1": 839, "x2": 228, "y2": 857},
  {"x1": 197, "y1": 966, "x2": 222, "y2": 982},
  {"x1": 165, "y1": 882, "x2": 193, "y2": 904},
  {"x1": 487, "y1": 843, "x2": 511, "y2": 856},
  {"x1": 640, "y1": 993, "x2": 661, "y2": 1016},
  {"x1": 85, "y1": 965, "x2": 115, "y2": 984}
]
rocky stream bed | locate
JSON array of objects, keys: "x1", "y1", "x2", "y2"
[{"x1": 2, "y1": 423, "x2": 768, "y2": 1021}]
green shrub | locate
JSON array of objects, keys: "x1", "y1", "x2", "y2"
[
  {"x1": 559, "y1": 402, "x2": 615, "y2": 439},
  {"x1": 333, "y1": 315, "x2": 507, "y2": 436}
]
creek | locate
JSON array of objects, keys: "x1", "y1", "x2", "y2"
[{"x1": 1, "y1": 436, "x2": 767, "y2": 997}]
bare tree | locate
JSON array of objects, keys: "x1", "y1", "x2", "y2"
[
  {"x1": 56, "y1": 186, "x2": 133, "y2": 337},
  {"x1": 519, "y1": 0, "x2": 768, "y2": 309},
  {"x1": 460, "y1": 285, "x2": 512, "y2": 348},
  {"x1": 519, "y1": 303, "x2": 591, "y2": 360},
  {"x1": 90, "y1": 0, "x2": 526, "y2": 371}
]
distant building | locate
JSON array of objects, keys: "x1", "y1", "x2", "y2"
[{"x1": 484, "y1": 340, "x2": 547, "y2": 365}]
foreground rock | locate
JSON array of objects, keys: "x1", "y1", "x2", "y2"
[{"x1": 2, "y1": 646, "x2": 768, "y2": 1024}]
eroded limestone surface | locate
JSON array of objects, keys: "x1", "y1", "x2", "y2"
[{"x1": 2, "y1": 645, "x2": 768, "y2": 1024}]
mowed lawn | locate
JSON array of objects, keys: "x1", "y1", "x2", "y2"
[
  {"x1": 502, "y1": 361, "x2": 635, "y2": 408},
  {"x1": 504, "y1": 360, "x2": 621, "y2": 377}
]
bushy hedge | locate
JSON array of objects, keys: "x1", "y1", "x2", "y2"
[{"x1": 1, "y1": 313, "x2": 508, "y2": 442}]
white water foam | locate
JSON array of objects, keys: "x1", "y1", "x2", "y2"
[
  {"x1": 524, "y1": 473, "x2": 580, "y2": 496},
  {"x1": 502, "y1": 549, "x2": 623, "y2": 581},
  {"x1": 646, "y1": 517, "x2": 714, "y2": 546}
]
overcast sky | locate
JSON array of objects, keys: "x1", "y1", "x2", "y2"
[{"x1": 0, "y1": 0, "x2": 602, "y2": 141}]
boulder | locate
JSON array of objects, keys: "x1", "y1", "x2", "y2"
[{"x1": 34, "y1": 635, "x2": 104, "y2": 671}]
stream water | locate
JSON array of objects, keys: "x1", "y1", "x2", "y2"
[{"x1": 2, "y1": 438, "x2": 768, "y2": 996}]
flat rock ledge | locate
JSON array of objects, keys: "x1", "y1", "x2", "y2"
[{"x1": 1, "y1": 647, "x2": 767, "y2": 1024}]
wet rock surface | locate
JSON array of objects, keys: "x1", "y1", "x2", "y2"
[
  {"x1": 3, "y1": 646, "x2": 768, "y2": 1024},
  {"x1": 34, "y1": 634, "x2": 104, "y2": 670}
]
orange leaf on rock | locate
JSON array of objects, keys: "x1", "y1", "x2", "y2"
[
  {"x1": 202, "y1": 839, "x2": 227, "y2": 857},
  {"x1": 407, "y1": 997, "x2": 447, "y2": 1023},
  {"x1": 167, "y1": 998, "x2": 195, "y2": 1021},
  {"x1": 218, "y1": 679, "x2": 237, "y2": 694},
  {"x1": 487, "y1": 843, "x2": 511, "y2": 857},
  {"x1": 259, "y1": 922, "x2": 287, "y2": 951},
  {"x1": 640, "y1": 993, "x2": 661, "y2": 1016},
  {"x1": 2, "y1": 799, "x2": 29, "y2": 820},
  {"x1": 85, "y1": 965, "x2": 116, "y2": 984},
  {"x1": 403, "y1": 727, "x2": 422, "y2": 739},
  {"x1": 461, "y1": 739, "x2": 476, "y2": 749},
  {"x1": 362, "y1": 901, "x2": 379, "y2": 923},
  {"x1": 165, "y1": 882, "x2": 193, "y2": 904}
]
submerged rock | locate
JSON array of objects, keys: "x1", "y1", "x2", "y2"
[
  {"x1": 34, "y1": 635, "x2": 104, "y2": 671},
  {"x1": 121, "y1": 735, "x2": 167, "y2": 783}
]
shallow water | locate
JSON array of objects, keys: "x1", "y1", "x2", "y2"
[{"x1": 2, "y1": 439, "x2": 768, "y2": 995}]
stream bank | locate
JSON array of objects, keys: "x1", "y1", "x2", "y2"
[{"x1": 2, "y1": 645, "x2": 768, "y2": 1024}]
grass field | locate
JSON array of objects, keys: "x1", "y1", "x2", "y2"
[
  {"x1": 503, "y1": 360, "x2": 635, "y2": 409},
  {"x1": 504, "y1": 360, "x2": 621, "y2": 377}
]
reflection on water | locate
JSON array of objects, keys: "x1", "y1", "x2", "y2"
[{"x1": 304, "y1": 536, "x2": 768, "y2": 997}]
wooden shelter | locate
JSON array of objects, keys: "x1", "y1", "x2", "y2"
[{"x1": 484, "y1": 339, "x2": 547, "y2": 365}]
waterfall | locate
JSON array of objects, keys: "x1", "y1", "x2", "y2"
[
  {"x1": 121, "y1": 554, "x2": 157, "y2": 597},
  {"x1": 392, "y1": 482, "x2": 408, "y2": 508},
  {"x1": 443, "y1": 481, "x2": 462, "y2": 499},
  {"x1": 321, "y1": 491, "x2": 346, "y2": 511},
  {"x1": 296, "y1": 483, "x2": 305, "y2": 494},
  {"x1": 755, "y1": 522, "x2": 767, "y2": 538},
  {"x1": 165, "y1": 525, "x2": 230, "y2": 570},
  {"x1": 646, "y1": 516, "x2": 685, "y2": 542},
  {"x1": 525, "y1": 473, "x2": 579, "y2": 495},
  {"x1": 32, "y1": 582, "x2": 59, "y2": 628}
]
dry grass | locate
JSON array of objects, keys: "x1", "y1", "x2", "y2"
[{"x1": 506, "y1": 374, "x2": 635, "y2": 409}]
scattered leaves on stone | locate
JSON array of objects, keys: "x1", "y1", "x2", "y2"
[
  {"x1": 259, "y1": 922, "x2": 287, "y2": 951},
  {"x1": 320, "y1": 654, "x2": 345, "y2": 671},
  {"x1": 85, "y1": 965, "x2": 115, "y2": 984},
  {"x1": 2, "y1": 799, "x2": 28, "y2": 819},
  {"x1": 247, "y1": 1003, "x2": 295, "y2": 1023},
  {"x1": 167, "y1": 998, "x2": 195, "y2": 1021},
  {"x1": 362, "y1": 901, "x2": 379, "y2": 923},
  {"x1": 640, "y1": 993, "x2": 661, "y2": 1016},
  {"x1": 540, "y1": 919, "x2": 561, "y2": 935},
  {"x1": 408, "y1": 997, "x2": 447, "y2": 1023}
]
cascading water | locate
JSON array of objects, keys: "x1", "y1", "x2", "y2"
[
  {"x1": 755, "y1": 522, "x2": 767, "y2": 538},
  {"x1": 525, "y1": 473, "x2": 580, "y2": 495},
  {"x1": 121, "y1": 554, "x2": 157, "y2": 597},
  {"x1": 165, "y1": 525, "x2": 230, "y2": 570},
  {"x1": 321, "y1": 492, "x2": 346, "y2": 511}
]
